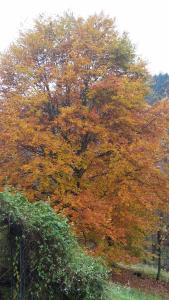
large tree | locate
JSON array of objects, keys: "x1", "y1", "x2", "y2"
[{"x1": 0, "y1": 14, "x2": 168, "y2": 261}]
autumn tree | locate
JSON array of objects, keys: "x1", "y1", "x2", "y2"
[{"x1": 0, "y1": 13, "x2": 169, "y2": 261}]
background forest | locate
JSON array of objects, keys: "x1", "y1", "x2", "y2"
[{"x1": 0, "y1": 13, "x2": 169, "y2": 300}]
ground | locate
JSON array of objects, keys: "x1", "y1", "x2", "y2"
[{"x1": 112, "y1": 268, "x2": 169, "y2": 299}]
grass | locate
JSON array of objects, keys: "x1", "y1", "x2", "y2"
[
  {"x1": 117, "y1": 263, "x2": 169, "y2": 283},
  {"x1": 109, "y1": 284, "x2": 169, "y2": 300},
  {"x1": 1, "y1": 285, "x2": 167, "y2": 300}
]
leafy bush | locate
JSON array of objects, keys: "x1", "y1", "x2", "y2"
[{"x1": 0, "y1": 191, "x2": 111, "y2": 299}]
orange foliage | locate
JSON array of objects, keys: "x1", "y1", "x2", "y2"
[{"x1": 0, "y1": 14, "x2": 169, "y2": 261}]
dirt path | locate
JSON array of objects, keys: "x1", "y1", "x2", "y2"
[{"x1": 112, "y1": 269, "x2": 169, "y2": 298}]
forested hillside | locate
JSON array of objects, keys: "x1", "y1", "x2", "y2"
[
  {"x1": 0, "y1": 13, "x2": 169, "y2": 299},
  {"x1": 147, "y1": 73, "x2": 169, "y2": 104}
]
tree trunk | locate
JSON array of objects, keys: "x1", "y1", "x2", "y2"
[{"x1": 156, "y1": 230, "x2": 162, "y2": 281}]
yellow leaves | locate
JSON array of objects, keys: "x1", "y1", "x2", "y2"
[
  {"x1": 0, "y1": 13, "x2": 169, "y2": 262},
  {"x1": 57, "y1": 106, "x2": 103, "y2": 145}
]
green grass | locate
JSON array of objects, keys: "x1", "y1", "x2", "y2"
[
  {"x1": 118, "y1": 263, "x2": 169, "y2": 283},
  {"x1": 0, "y1": 285, "x2": 168, "y2": 300},
  {"x1": 109, "y1": 284, "x2": 169, "y2": 300}
]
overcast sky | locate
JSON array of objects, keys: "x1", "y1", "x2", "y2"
[{"x1": 0, "y1": 0, "x2": 168, "y2": 74}]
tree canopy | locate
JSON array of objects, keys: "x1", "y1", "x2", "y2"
[{"x1": 0, "y1": 13, "x2": 169, "y2": 261}]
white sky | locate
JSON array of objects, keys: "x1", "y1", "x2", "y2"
[{"x1": 0, "y1": 0, "x2": 169, "y2": 74}]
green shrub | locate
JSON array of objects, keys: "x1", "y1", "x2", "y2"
[{"x1": 0, "y1": 191, "x2": 111, "y2": 299}]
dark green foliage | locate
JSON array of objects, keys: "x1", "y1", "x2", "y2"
[
  {"x1": 147, "y1": 73, "x2": 169, "y2": 104},
  {"x1": 0, "y1": 191, "x2": 111, "y2": 299}
]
